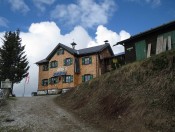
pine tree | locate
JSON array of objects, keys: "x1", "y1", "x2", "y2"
[{"x1": 0, "y1": 29, "x2": 30, "y2": 96}]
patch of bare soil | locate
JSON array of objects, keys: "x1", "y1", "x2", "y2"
[{"x1": 0, "y1": 95, "x2": 101, "y2": 132}]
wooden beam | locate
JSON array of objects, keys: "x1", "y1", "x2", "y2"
[
  {"x1": 147, "y1": 43, "x2": 151, "y2": 58},
  {"x1": 168, "y1": 36, "x2": 172, "y2": 50}
]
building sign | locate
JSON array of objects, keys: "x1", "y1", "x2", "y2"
[
  {"x1": 53, "y1": 67, "x2": 67, "y2": 77},
  {"x1": 57, "y1": 67, "x2": 67, "y2": 72}
]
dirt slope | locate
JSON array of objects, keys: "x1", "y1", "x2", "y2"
[
  {"x1": 0, "y1": 96, "x2": 101, "y2": 132},
  {"x1": 55, "y1": 50, "x2": 175, "y2": 132}
]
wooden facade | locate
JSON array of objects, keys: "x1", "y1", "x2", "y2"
[
  {"x1": 100, "y1": 52, "x2": 125, "y2": 74},
  {"x1": 36, "y1": 43, "x2": 114, "y2": 93},
  {"x1": 115, "y1": 20, "x2": 175, "y2": 64}
]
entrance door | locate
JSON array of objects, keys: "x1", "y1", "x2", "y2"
[{"x1": 135, "y1": 40, "x2": 146, "y2": 61}]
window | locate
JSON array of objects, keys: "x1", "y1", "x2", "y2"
[
  {"x1": 42, "y1": 64, "x2": 48, "y2": 71},
  {"x1": 82, "y1": 74, "x2": 93, "y2": 82},
  {"x1": 63, "y1": 75, "x2": 73, "y2": 83},
  {"x1": 57, "y1": 48, "x2": 64, "y2": 55},
  {"x1": 50, "y1": 61, "x2": 58, "y2": 68},
  {"x1": 49, "y1": 77, "x2": 58, "y2": 84},
  {"x1": 64, "y1": 58, "x2": 73, "y2": 66},
  {"x1": 42, "y1": 79, "x2": 48, "y2": 86},
  {"x1": 82, "y1": 57, "x2": 92, "y2": 65}
]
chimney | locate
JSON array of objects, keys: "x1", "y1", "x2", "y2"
[
  {"x1": 71, "y1": 42, "x2": 77, "y2": 49},
  {"x1": 104, "y1": 40, "x2": 109, "y2": 44}
]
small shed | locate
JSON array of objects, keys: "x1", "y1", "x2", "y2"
[
  {"x1": 114, "y1": 20, "x2": 175, "y2": 64},
  {"x1": 100, "y1": 52, "x2": 125, "y2": 74}
]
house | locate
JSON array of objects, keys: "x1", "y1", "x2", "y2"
[
  {"x1": 114, "y1": 20, "x2": 175, "y2": 64},
  {"x1": 36, "y1": 42, "x2": 114, "y2": 94}
]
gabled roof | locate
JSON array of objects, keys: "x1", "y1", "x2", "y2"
[
  {"x1": 46, "y1": 43, "x2": 77, "y2": 60},
  {"x1": 114, "y1": 19, "x2": 175, "y2": 46},
  {"x1": 36, "y1": 43, "x2": 114, "y2": 65},
  {"x1": 78, "y1": 43, "x2": 114, "y2": 56}
]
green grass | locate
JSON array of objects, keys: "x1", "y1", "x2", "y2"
[{"x1": 55, "y1": 49, "x2": 175, "y2": 131}]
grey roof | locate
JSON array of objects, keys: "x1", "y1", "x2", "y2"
[
  {"x1": 114, "y1": 19, "x2": 175, "y2": 46},
  {"x1": 35, "y1": 59, "x2": 48, "y2": 65},
  {"x1": 78, "y1": 43, "x2": 113, "y2": 55},
  {"x1": 36, "y1": 43, "x2": 114, "y2": 65}
]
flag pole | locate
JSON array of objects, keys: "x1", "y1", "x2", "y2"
[
  {"x1": 23, "y1": 72, "x2": 29, "y2": 97},
  {"x1": 23, "y1": 80, "x2": 26, "y2": 97}
]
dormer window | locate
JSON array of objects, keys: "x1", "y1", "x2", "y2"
[{"x1": 57, "y1": 48, "x2": 64, "y2": 55}]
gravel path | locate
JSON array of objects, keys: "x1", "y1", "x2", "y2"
[{"x1": 0, "y1": 95, "x2": 100, "y2": 132}]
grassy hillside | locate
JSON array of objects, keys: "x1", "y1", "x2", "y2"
[{"x1": 55, "y1": 50, "x2": 175, "y2": 132}]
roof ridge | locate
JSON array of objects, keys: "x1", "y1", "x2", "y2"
[{"x1": 78, "y1": 43, "x2": 107, "y2": 51}]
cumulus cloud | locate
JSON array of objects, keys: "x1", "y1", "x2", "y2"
[
  {"x1": 127, "y1": 0, "x2": 161, "y2": 7},
  {"x1": 50, "y1": 0, "x2": 116, "y2": 28},
  {"x1": 0, "y1": 21, "x2": 130, "y2": 96},
  {"x1": 33, "y1": 0, "x2": 55, "y2": 12},
  {"x1": 0, "y1": 17, "x2": 8, "y2": 27},
  {"x1": 8, "y1": 0, "x2": 30, "y2": 14},
  {"x1": 88, "y1": 25, "x2": 130, "y2": 54}
]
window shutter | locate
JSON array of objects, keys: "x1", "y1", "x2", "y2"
[
  {"x1": 70, "y1": 75, "x2": 73, "y2": 82},
  {"x1": 48, "y1": 78, "x2": 51, "y2": 84},
  {"x1": 90, "y1": 74, "x2": 93, "y2": 80},
  {"x1": 42, "y1": 65, "x2": 44, "y2": 71},
  {"x1": 82, "y1": 57, "x2": 85, "y2": 65},
  {"x1": 70, "y1": 58, "x2": 73, "y2": 65},
  {"x1": 62, "y1": 49, "x2": 64, "y2": 54},
  {"x1": 55, "y1": 61, "x2": 58, "y2": 67},
  {"x1": 50, "y1": 62, "x2": 52, "y2": 68},
  {"x1": 89, "y1": 57, "x2": 92, "y2": 64},
  {"x1": 55, "y1": 78, "x2": 58, "y2": 83},
  {"x1": 62, "y1": 76, "x2": 65, "y2": 83},
  {"x1": 41, "y1": 80, "x2": 44, "y2": 86},
  {"x1": 82, "y1": 75, "x2": 85, "y2": 82},
  {"x1": 46, "y1": 79, "x2": 48, "y2": 85},
  {"x1": 64, "y1": 59, "x2": 66, "y2": 66}
]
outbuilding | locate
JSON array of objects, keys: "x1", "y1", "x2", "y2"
[{"x1": 114, "y1": 20, "x2": 175, "y2": 64}]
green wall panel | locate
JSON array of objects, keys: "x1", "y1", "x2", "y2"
[{"x1": 135, "y1": 40, "x2": 146, "y2": 61}]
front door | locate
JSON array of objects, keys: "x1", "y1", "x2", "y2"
[{"x1": 135, "y1": 40, "x2": 146, "y2": 61}]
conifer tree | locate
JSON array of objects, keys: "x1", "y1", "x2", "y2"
[{"x1": 0, "y1": 29, "x2": 29, "y2": 95}]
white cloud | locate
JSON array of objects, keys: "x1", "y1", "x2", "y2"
[
  {"x1": 0, "y1": 17, "x2": 8, "y2": 27},
  {"x1": 8, "y1": 0, "x2": 30, "y2": 14},
  {"x1": 33, "y1": 0, "x2": 55, "y2": 12},
  {"x1": 127, "y1": 0, "x2": 161, "y2": 7},
  {"x1": 0, "y1": 21, "x2": 130, "y2": 96},
  {"x1": 50, "y1": 0, "x2": 116, "y2": 28},
  {"x1": 88, "y1": 25, "x2": 130, "y2": 54}
]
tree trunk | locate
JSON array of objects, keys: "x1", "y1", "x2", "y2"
[{"x1": 10, "y1": 82, "x2": 14, "y2": 96}]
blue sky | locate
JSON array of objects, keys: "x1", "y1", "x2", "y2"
[
  {"x1": 0, "y1": 0, "x2": 175, "y2": 96},
  {"x1": 0, "y1": 0, "x2": 175, "y2": 36}
]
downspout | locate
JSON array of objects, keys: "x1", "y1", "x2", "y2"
[{"x1": 96, "y1": 53, "x2": 99, "y2": 77}]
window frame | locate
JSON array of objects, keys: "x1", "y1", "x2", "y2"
[
  {"x1": 57, "y1": 48, "x2": 64, "y2": 55},
  {"x1": 42, "y1": 79, "x2": 48, "y2": 86},
  {"x1": 50, "y1": 61, "x2": 58, "y2": 68},
  {"x1": 82, "y1": 56, "x2": 92, "y2": 65},
  {"x1": 42, "y1": 64, "x2": 49, "y2": 71},
  {"x1": 49, "y1": 77, "x2": 58, "y2": 84},
  {"x1": 64, "y1": 58, "x2": 73, "y2": 66},
  {"x1": 82, "y1": 74, "x2": 93, "y2": 82},
  {"x1": 62, "y1": 75, "x2": 73, "y2": 83}
]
